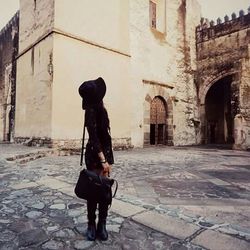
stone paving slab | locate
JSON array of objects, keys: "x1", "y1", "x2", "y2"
[
  {"x1": 36, "y1": 176, "x2": 72, "y2": 190},
  {"x1": 11, "y1": 181, "x2": 39, "y2": 190},
  {"x1": 132, "y1": 210, "x2": 200, "y2": 240},
  {"x1": 206, "y1": 178, "x2": 232, "y2": 186},
  {"x1": 110, "y1": 199, "x2": 146, "y2": 218},
  {"x1": 158, "y1": 197, "x2": 250, "y2": 206},
  {"x1": 191, "y1": 230, "x2": 250, "y2": 250}
]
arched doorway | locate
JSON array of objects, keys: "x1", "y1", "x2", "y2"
[
  {"x1": 150, "y1": 96, "x2": 167, "y2": 145},
  {"x1": 205, "y1": 75, "x2": 234, "y2": 144}
]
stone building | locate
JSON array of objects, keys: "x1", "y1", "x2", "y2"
[
  {"x1": 12, "y1": 0, "x2": 201, "y2": 149},
  {"x1": 0, "y1": 12, "x2": 19, "y2": 142},
  {"x1": 196, "y1": 10, "x2": 250, "y2": 150},
  {"x1": 0, "y1": 0, "x2": 249, "y2": 150}
]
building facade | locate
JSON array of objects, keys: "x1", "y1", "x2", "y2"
[{"x1": 1, "y1": 0, "x2": 249, "y2": 150}]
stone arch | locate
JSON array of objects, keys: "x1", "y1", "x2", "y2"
[
  {"x1": 199, "y1": 72, "x2": 240, "y2": 144},
  {"x1": 199, "y1": 70, "x2": 239, "y2": 105},
  {"x1": 143, "y1": 86, "x2": 173, "y2": 146}
]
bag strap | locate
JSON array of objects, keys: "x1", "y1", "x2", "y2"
[
  {"x1": 80, "y1": 114, "x2": 86, "y2": 166},
  {"x1": 107, "y1": 179, "x2": 118, "y2": 210},
  {"x1": 112, "y1": 180, "x2": 118, "y2": 198}
]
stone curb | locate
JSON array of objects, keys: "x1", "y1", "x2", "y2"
[
  {"x1": 132, "y1": 210, "x2": 200, "y2": 240},
  {"x1": 192, "y1": 230, "x2": 250, "y2": 250}
]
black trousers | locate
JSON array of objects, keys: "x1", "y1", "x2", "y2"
[{"x1": 87, "y1": 200, "x2": 108, "y2": 224}]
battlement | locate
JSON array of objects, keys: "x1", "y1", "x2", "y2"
[
  {"x1": 196, "y1": 7, "x2": 250, "y2": 43},
  {"x1": 0, "y1": 11, "x2": 19, "y2": 38}
]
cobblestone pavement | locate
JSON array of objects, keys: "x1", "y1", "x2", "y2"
[{"x1": 0, "y1": 144, "x2": 250, "y2": 250}]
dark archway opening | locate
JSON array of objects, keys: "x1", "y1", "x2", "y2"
[
  {"x1": 150, "y1": 96, "x2": 167, "y2": 145},
  {"x1": 205, "y1": 76, "x2": 234, "y2": 144}
]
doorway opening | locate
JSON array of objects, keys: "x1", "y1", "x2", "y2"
[
  {"x1": 205, "y1": 76, "x2": 234, "y2": 144},
  {"x1": 150, "y1": 96, "x2": 167, "y2": 145}
]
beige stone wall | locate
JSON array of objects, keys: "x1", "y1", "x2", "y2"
[
  {"x1": 15, "y1": 0, "x2": 55, "y2": 141},
  {"x1": 15, "y1": 0, "x2": 201, "y2": 148},
  {"x1": 129, "y1": 0, "x2": 201, "y2": 147},
  {"x1": 15, "y1": 36, "x2": 53, "y2": 139},
  {"x1": 54, "y1": 0, "x2": 129, "y2": 55},
  {"x1": 52, "y1": 34, "x2": 131, "y2": 142},
  {"x1": 51, "y1": 0, "x2": 131, "y2": 146},
  {"x1": 19, "y1": 0, "x2": 54, "y2": 53}
]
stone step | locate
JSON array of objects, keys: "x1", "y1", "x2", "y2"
[{"x1": 6, "y1": 150, "x2": 56, "y2": 164}]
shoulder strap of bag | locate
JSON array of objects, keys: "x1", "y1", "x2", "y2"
[
  {"x1": 112, "y1": 180, "x2": 118, "y2": 198},
  {"x1": 80, "y1": 114, "x2": 86, "y2": 166},
  {"x1": 108, "y1": 179, "x2": 119, "y2": 210}
]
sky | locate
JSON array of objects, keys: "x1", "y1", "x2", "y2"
[
  {"x1": 0, "y1": 0, "x2": 249, "y2": 30},
  {"x1": 198, "y1": 0, "x2": 249, "y2": 21}
]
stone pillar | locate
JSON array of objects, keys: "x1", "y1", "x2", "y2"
[
  {"x1": 199, "y1": 104, "x2": 206, "y2": 144},
  {"x1": 233, "y1": 114, "x2": 247, "y2": 150},
  {"x1": 237, "y1": 58, "x2": 250, "y2": 150}
]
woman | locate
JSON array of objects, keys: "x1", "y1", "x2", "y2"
[{"x1": 79, "y1": 77, "x2": 114, "y2": 241}]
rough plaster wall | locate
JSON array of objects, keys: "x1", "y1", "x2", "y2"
[
  {"x1": 54, "y1": 0, "x2": 129, "y2": 55},
  {"x1": 0, "y1": 13, "x2": 19, "y2": 141},
  {"x1": 19, "y1": 0, "x2": 54, "y2": 53},
  {"x1": 15, "y1": 0, "x2": 54, "y2": 140},
  {"x1": 0, "y1": 32, "x2": 14, "y2": 141},
  {"x1": 15, "y1": 36, "x2": 53, "y2": 138},
  {"x1": 240, "y1": 57, "x2": 250, "y2": 148},
  {"x1": 52, "y1": 0, "x2": 131, "y2": 147},
  {"x1": 172, "y1": 0, "x2": 201, "y2": 145},
  {"x1": 129, "y1": 0, "x2": 200, "y2": 146},
  {"x1": 52, "y1": 34, "x2": 131, "y2": 142}
]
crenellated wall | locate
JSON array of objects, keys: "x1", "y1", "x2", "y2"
[
  {"x1": 196, "y1": 9, "x2": 250, "y2": 43},
  {"x1": 196, "y1": 8, "x2": 250, "y2": 150}
]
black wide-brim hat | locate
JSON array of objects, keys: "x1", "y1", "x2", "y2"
[{"x1": 78, "y1": 77, "x2": 106, "y2": 109}]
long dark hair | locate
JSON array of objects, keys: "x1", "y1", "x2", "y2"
[{"x1": 95, "y1": 101, "x2": 110, "y2": 131}]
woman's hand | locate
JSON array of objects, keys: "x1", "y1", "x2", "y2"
[{"x1": 101, "y1": 162, "x2": 111, "y2": 177}]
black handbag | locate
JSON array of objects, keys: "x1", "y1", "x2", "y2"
[
  {"x1": 74, "y1": 117, "x2": 118, "y2": 205},
  {"x1": 74, "y1": 169, "x2": 118, "y2": 204}
]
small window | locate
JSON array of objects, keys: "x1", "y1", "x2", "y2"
[
  {"x1": 149, "y1": 0, "x2": 166, "y2": 34},
  {"x1": 149, "y1": 1, "x2": 157, "y2": 29}
]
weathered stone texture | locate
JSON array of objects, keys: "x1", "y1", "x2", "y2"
[
  {"x1": 15, "y1": 36, "x2": 53, "y2": 139},
  {"x1": 1, "y1": 0, "x2": 202, "y2": 148},
  {"x1": 196, "y1": 12, "x2": 250, "y2": 149},
  {"x1": 130, "y1": 0, "x2": 201, "y2": 147},
  {"x1": 0, "y1": 12, "x2": 19, "y2": 142},
  {"x1": 19, "y1": 0, "x2": 54, "y2": 53}
]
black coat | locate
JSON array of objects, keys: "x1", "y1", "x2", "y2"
[{"x1": 84, "y1": 108, "x2": 114, "y2": 170}]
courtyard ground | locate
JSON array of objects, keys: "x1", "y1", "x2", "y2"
[{"x1": 0, "y1": 144, "x2": 250, "y2": 250}]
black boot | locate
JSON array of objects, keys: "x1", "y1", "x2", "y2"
[
  {"x1": 97, "y1": 202, "x2": 109, "y2": 241},
  {"x1": 87, "y1": 201, "x2": 97, "y2": 241},
  {"x1": 87, "y1": 223, "x2": 96, "y2": 241},
  {"x1": 97, "y1": 220, "x2": 108, "y2": 241}
]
